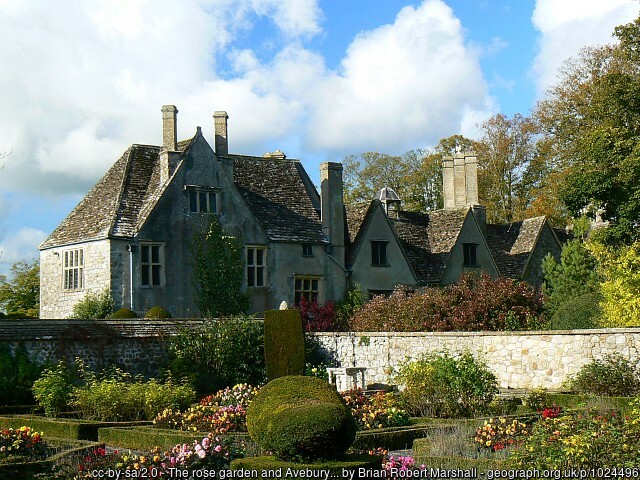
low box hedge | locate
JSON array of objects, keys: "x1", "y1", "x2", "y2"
[
  {"x1": 545, "y1": 393, "x2": 634, "y2": 412},
  {"x1": 352, "y1": 424, "x2": 442, "y2": 451},
  {"x1": 0, "y1": 415, "x2": 150, "y2": 441},
  {"x1": 230, "y1": 454, "x2": 382, "y2": 479},
  {"x1": 98, "y1": 426, "x2": 259, "y2": 454},
  {"x1": 0, "y1": 438, "x2": 102, "y2": 477}
]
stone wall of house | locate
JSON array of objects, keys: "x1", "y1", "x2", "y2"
[
  {"x1": 3, "y1": 320, "x2": 640, "y2": 390},
  {"x1": 40, "y1": 240, "x2": 113, "y2": 319},
  {"x1": 312, "y1": 328, "x2": 640, "y2": 390}
]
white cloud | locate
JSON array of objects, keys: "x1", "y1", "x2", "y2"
[
  {"x1": 306, "y1": 0, "x2": 492, "y2": 154},
  {"x1": 0, "y1": 228, "x2": 46, "y2": 277},
  {"x1": 531, "y1": 0, "x2": 638, "y2": 97}
]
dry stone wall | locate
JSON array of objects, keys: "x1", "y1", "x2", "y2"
[{"x1": 312, "y1": 329, "x2": 640, "y2": 390}]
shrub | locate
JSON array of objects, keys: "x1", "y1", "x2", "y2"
[
  {"x1": 341, "y1": 389, "x2": 410, "y2": 430},
  {"x1": 154, "y1": 404, "x2": 248, "y2": 433},
  {"x1": 395, "y1": 350, "x2": 499, "y2": 418},
  {"x1": 71, "y1": 368, "x2": 195, "y2": 421},
  {"x1": 550, "y1": 293, "x2": 603, "y2": 330},
  {"x1": 32, "y1": 361, "x2": 74, "y2": 417},
  {"x1": 0, "y1": 343, "x2": 42, "y2": 405},
  {"x1": 0, "y1": 426, "x2": 48, "y2": 461},
  {"x1": 246, "y1": 376, "x2": 357, "y2": 461},
  {"x1": 523, "y1": 388, "x2": 550, "y2": 412},
  {"x1": 167, "y1": 318, "x2": 265, "y2": 394},
  {"x1": 349, "y1": 273, "x2": 545, "y2": 332},
  {"x1": 565, "y1": 353, "x2": 640, "y2": 396},
  {"x1": 110, "y1": 307, "x2": 137, "y2": 319},
  {"x1": 475, "y1": 417, "x2": 530, "y2": 452},
  {"x1": 70, "y1": 289, "x2": 113, "y2": 319},
  {"x1": 297, "y1": 299, "x2": 340, "y2": 332},
  {"x1": 335, "y1": 283, "x2": 365, "y2": 330},
  {"x1": 200, "y1": 383, "x2": 260, "y2": 409},
  {"x1": 264, "y1": 309, "x2": 305, "y2": 381},
  {"x1": 145, "y1": 306, "x2": 172, "y2": 318},
  {"x1": 509, "y1": 404, "x2": 640, "y2": 469}
]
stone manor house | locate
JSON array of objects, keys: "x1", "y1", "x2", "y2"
[{"x1": 39, "y1": 106, "x2": 564, "y2": 318}]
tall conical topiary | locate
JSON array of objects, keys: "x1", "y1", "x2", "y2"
[{"x1": 264, "y1": 309, "x2": 305, "y2": 381}]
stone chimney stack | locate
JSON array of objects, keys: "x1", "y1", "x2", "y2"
[
  {"x1": 160, "y1": 105, "x2": 180, "y2": 183},
  {"x1": 442, "y1": 150, "x2": 486, "y2": 235},
  {"x1": 320, "y1": 162, "x2": 345, "y2": 255},
  {"x1": 442, "y1": 157, "x2": 455, "y2": 209},
  {"x1": 213, "y1": 111, "x2": 229, "y2": 156},
  {"x1": 442, "y1": 151, "x2": 480, "y2": 208},
  {"x1": 161, "y1": 105, "x2": 178, "y2": 151}
]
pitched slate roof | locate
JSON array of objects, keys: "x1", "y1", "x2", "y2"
[
  {"x1": 40, "y1": 138, "x2": 196, "y2": 249},
  {"x1": 485, "y1": 216, "x2": 547, "y2": 279},
  {"x1": 391, "y1": 208, "x2": 468, "y2": 283},
  {"x1": 345, "y1": 202, "x2": 469, "y2": 283},
  {"x1": 230, "y1": 155, "x2": 327, "y2": 243}
]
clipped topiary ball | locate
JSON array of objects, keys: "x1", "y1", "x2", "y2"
[
  {"x1": 145, "y1": 306, "x2": 172, "y2": 319},
  {"x1": 246, "y1": 376, "x2": 356, "y2": 462},
  {"x1": 111, "y1": 307, "x2": 138, "y2": 319}
]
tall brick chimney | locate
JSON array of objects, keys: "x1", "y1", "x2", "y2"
[
  {"x1": 320, "y1": 162, "x2": 345, "y2": 256},
  {"x1": 160, "y1": 105, "x2": 180, "y2": 183},
  {"x1": 213, "y1": 111, "x2": 229, "y2": 156}
]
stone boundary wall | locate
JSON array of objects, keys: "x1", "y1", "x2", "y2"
[
  {"x1": 0, "y1": 319, "x2": 204, "y2": 377},
  {"x1": 2, "y1": 321, "x2": 640, "y2": 389},
  {"x1": 311, "y1": 329, "x2": 640, "y2": 390}
]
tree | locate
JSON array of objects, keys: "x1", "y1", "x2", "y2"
[
  {"x1": 191, "y1": 218, "x2": 249, "y2": 318},
  {"x1": 535, "y1": 15, "x2": 640, "y2": 244},
  {"x1": 475, "y1": 113, "x2": 542, "y2": 223},
  {"x1": 590, "y1": 241, "x2": 640, "y2": 327},
  {"x1": 343, "y1": 136, "x2": 476, "y2": 212},
  {"x1": 70, "y1": 288, "x2": 113, "y2": 319},
  {"x1": 542, "y1": 222, "x2": 601, "y2": 318},
  {"x1": 0, "y1": 259, "x2": 40, "y2": 318}
]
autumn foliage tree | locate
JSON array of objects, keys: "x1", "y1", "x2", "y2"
[
  {"x1": 535, "y1": 14, "x2": 640, "y2": 244},
  {"x1": 590, "y1": 241, "x2": 640, "y2": 327}
]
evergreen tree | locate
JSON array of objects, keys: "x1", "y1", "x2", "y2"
[
  {"x1": 542, "y1": 231, "x2": 600, "y2": 317},
  {"x1": 191, "y1": 218, "x2": 249, "y2": 318}
]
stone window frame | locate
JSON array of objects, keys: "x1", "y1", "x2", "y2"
[
  {"x1": 371, "y1": 240, "x2": 389, "y2": 267},
  {"x1": 62, "y1": 248, "x2": 84, "y2": 290},
  {"x1": 186, "y1": 186, "x2": 220, "y2": 214},
  {"x1": 294, "y1": 275, "x2": 321, "y2": 305},
  {"x1": 140, "y1": 243, "x2": 165, "y2": 287},
  {"x1": 246, "y1": 245, "x2": 267, "y2": 288}
]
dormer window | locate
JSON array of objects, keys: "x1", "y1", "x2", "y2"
[{"x1": 187, "y1": 187, "x2": 218, "y2": 214}]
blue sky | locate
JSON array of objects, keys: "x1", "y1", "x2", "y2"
[{"x1": 0, "y1": 0, "x2": 637, "y2": 277}]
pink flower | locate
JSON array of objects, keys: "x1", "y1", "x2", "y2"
[{"x1": 214, "y1": 445, "x2": 222, "y2": 452}]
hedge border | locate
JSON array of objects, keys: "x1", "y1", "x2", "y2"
[
  {"x1": 0, "y1": 438, "x2": 103, "y2": 476},
  {"x1": 0, "y1": 415, "x2": 150, "y2": 441}
]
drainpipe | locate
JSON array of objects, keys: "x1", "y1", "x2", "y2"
[{"x1": 127, "y1": 244, "x2": 136, "y2": 310}]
